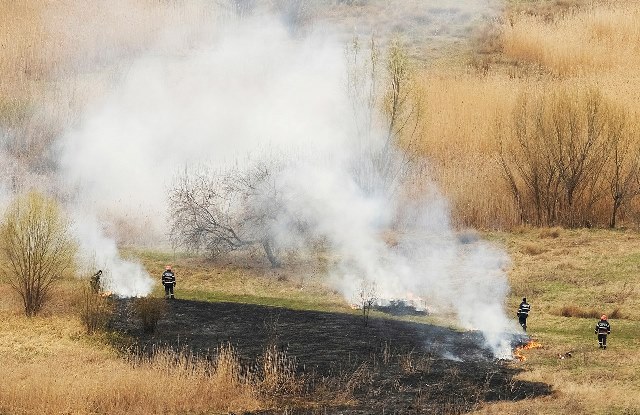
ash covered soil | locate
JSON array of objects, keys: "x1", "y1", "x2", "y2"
[{"x1": 111, "y1": 298, "x2": 551, "y2": 414}]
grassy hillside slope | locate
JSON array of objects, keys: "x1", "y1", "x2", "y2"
[{"x1": 2, "y1": 229, "x2": 639, "y2": 414}]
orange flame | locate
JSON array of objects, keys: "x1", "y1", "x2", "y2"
[{"x1": 513, "y1": 340, "x2": 543, "y2": 361}]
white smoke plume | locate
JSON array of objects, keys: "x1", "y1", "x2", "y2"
[
  {"x1": 271, "y1": 137, "x2": 518, "y2": 357},
  {"x1": 56, "y1": 13, "x2": 351, "y2": 296},
  {"x1": 71, "y1": 210, "x2": 154, "y2": 297},
  {"x1": 3, "y1": 0, "x2": 517, "y2": 354}
]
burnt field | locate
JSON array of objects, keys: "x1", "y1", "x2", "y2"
[{"x1": 111, "y1": 298, "x2": 552, "y2": 414}]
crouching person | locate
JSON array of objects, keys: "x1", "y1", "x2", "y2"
[{"x1": 162, "y1": 265, "x2": 176, "y2": 299}]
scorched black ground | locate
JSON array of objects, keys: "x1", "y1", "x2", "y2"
[{"x1": 111, "y1": 298, "x2": 551, "y2": 414}]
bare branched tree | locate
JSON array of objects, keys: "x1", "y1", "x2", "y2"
[
  {"x1": 499, "y1": 94, "x2": 560, "y2": 225},
  {"x1": 549, "y1": 89, "x2": 614, "y2": 226},
  {"x1": 346, "y1": 36, "x2": 424, "y2": 198},
  {"x1": 0, "y1": 191, "x2": 76, "y2": 316},
  {"x1": 169, "y1": 162, "x2": 283, "y2": 267},
  {"x1": 499, "y1": 87, "x2": 625, "y2": 227},
  {"x1": 606, "y1": 112, "x2": 640, "y2": 228}
]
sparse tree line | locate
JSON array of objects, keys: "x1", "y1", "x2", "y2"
[
  {"x1": 2, "y1": 40, "x2": 640, "y2": 318},
  {"x1": 167, "y1": 40, "x2": 640, "y2": 271},
  {"x1": 498, "y1": 87, "x2": 640, "y2": 229}
]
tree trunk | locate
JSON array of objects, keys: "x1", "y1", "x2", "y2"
[
  {"x1": 609, "y1": 197, "x2": 621, "y2": 228},
  {"x1": 262, "y1": 239, "x2": 281, "y2": 268}
]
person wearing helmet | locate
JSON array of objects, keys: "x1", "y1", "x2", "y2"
[
  {"x1": 517, "y1": 297, "x2": 531, "y2": 331},
  {"x1": 162, "y1": 265, "x2": 176, "y2": 299},
  {"x1": 595, "y1": 315, "x2": 611, "y2": 349}
]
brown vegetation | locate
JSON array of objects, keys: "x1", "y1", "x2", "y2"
[
  {"x1": 77, "y1": 286, "x2": 115, "y2": 334},
  {"x1": 132, "y1": 296, "x2": 167, "y2": 333},
  {"x1": 2, "y1": 1, "x2": 640, "y2": 230},
  {"x1": 0, "y1": 192, "x2": 77, "y2": 316},
  {"x1": 558, "y1": 305, "x2": 618, "y2": 319},
  {"x1": 1, "y1": 227, "x2": 639, "y2": 414},
  {"x1": 411, "y1": 1, "x2": 640, "y2": 229},
  {"x1": 0, "y1": 317, "x2": 261, "y2": 415},
  {"x1": 2, "y1": 1, "x2": 640, "y2": 414}
]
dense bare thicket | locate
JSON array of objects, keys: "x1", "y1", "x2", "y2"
[
  {"x1": 169, "y1": 162, "x2": 284, "y2": 267},
  {"x1": 498, "y1": 87, "x2": 639, "y2": 228},
  {"x1": 0, "y1": 192, "x2": 76, "y2": 316}
]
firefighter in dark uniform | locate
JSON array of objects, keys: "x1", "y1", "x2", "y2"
[
  {"x1": 162, "y1": 265, "x2": 176, "y2": 299},
  {"x1": 595, "y1": 314, "x2": 611, "y2": 349},
  {"x1": 90, "y1": 270, "x2": 102, "y2": 294},
  {"x1": 517, "y1": 297, "x2": 531, "y2": 331}
]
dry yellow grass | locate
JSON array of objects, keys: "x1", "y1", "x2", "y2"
[
  {"x1": 410, "y1": 1, "x2": 640, "y2": 229},
  {"x1": 474, "y1": 228, "x2": 640, "y2": 415},
  {"x1": 503, "y1": 2, "x2": 640, "y2": 77},
  {"x1": 2, "y1": 228, "x2": 640, "y2": 414},
  {"x1": 0, "y1": 313, "x2": 261, "y2": 415}
]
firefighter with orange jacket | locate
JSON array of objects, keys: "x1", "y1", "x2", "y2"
[
  {"x1": 595, "y1": 315, "x2": 611, "y2": 349},
  {"x1": 162, "y1": 265, "x2": 176, "y2": 299}
]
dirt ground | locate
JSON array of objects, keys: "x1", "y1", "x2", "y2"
[{"x1": 111, "y1": 298, "x2": 552, "y2": 414}]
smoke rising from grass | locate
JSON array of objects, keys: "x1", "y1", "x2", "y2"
[
  {"x1": 3, "y1": 0, "x2": 517, "y2": 354},
  {"x1": 272, "y1": 144, "x2": 518, "y2": 357},
  {"x1": 56, "y1": 14, "x2": 350, "y2": 297}
]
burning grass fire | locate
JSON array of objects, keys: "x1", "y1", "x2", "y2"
[{"x1": 513, "y1": 339, "x2": 543, "y2": 361}]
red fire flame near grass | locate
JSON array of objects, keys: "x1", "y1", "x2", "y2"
[{"x1": 513, "y1": 340, "x2": 543, "y2": 361}]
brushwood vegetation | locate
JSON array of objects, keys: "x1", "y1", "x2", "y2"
[{"x1": 1, "y1": 0, "x2": 640, "y2": 414}]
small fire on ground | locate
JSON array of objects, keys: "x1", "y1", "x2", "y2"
[
  {"x1": 513, "y1": 340, "x2": 543, "y2": 361},
  {"x1": 351, "y1": 297, "x2": 430, "y2": 316}
]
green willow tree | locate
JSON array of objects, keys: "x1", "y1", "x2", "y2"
[{"x1": 0, "y1": 192, "x2": 76, "y2": 316}]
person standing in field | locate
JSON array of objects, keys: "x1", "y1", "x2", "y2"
[
  {"x1": 162, "y1": 265, "x2": 176, "y2": 299},
  {"x1": 90, "y1": 270, "x2": 102, "y2": 294},
  {"x1": 595, "y1": 314, "x2": 611, "y2": 349},
  {"x1": 517, "y1": 297, "x2": 531, "y2": 331}
]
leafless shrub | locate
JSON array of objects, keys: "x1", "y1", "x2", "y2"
[
  {"x1": 0, "y1": 191, "x2": 77, "y2": 317},
  {"x1": 346, "y1": 36, "x2": 425, "y2": 198},
  {"x1": 560, "y1": 305, "x2": 601, "y2": 319},
  {"x1": 132, "y1": 297, "x2": 167, "y2": 333},
  {"x1": 78, "y1": 286, "x2": 114, "y2": 334},
  {"x1": 359, "y1": 280, "x2": 378, "y2": 327},
  {"x1": 608, "y1": 308, "x2": 624, "y2": 319},
  {"x1": 605, "y1": 112, "x2": 640, "y2": 228}
]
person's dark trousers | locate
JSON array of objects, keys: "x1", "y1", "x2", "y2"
[
  {"x1": 598, "y1": 334, "x2": 607, "y2": 349},
  {"x1": 164, "y1": 284, "x2": 174, "y2": 298},
  {"x1": 519, "y1": 316, "x2": 527, "y2": 331}
]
